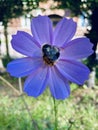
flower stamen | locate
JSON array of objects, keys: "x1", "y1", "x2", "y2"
[{"x1": 42, "y1": 44, "x2": 60, "y2": 66}]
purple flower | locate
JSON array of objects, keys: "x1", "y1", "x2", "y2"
[{"x1": 7, "y1": 15, "x2": 93, "y2": 100}]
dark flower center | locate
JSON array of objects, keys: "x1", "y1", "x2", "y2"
[{"x1": 42, "y1": 44, "x2": 60, "y2": 65}]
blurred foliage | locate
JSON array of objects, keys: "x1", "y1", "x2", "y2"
[
  {"x1": 53, "y1": 0, "x2": 98, "y2": 17},
  {"x1": 2, "y1": 56, "x2": 14, "y2": 68},
  {"x1": 0, "y1": 0, "x2": 39, "y2": 59},
  {"x1": 0, "y1": 72, "x2": 98, "y2": 129},
  {"x1": 0, "y1": 84, "x2": 98, "y2": 130},
  {"x1": 0, "y1": 0, "x2": 39, "y2": 25}
]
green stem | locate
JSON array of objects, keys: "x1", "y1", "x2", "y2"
[
  {"x1": 67, "y1": 123, "x2": 73, "y2": 130},
  {"x1": 53, "y1": 97, "x2": 58, "y2": 130}
]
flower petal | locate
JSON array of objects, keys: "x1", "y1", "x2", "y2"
[
  {"x1": 11, "y1": 31, "x2": 41, "y2": 57},
  {"x1": 60, "y1": 38, "x2": 93, "y2": 60},
  {"x1": 53, "y1": 18, "x2": 77, "y2": 47},
  {"x1": 56, "y1": 59, "x2": 90, "y2": 85},
  {"x1": 7, "y1": 57, "x2": 43, "y2": 77},
  {"x1": 24, "y1": 66, "x2": 48, "y2": 97},
  {"x1": 48, "y1": 67, "x2": 70, "y2": 100},
  {"x1": 31, "y1": 15, "x2": 53, "y2": 45}
]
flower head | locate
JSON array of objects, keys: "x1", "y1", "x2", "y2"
[{"x1": 7, "y1": 15, "x2": 93, "y2": 100}]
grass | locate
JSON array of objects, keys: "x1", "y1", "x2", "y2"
[{"x1": 0, "y1": 74, "x2": 98, "y2": 130}]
